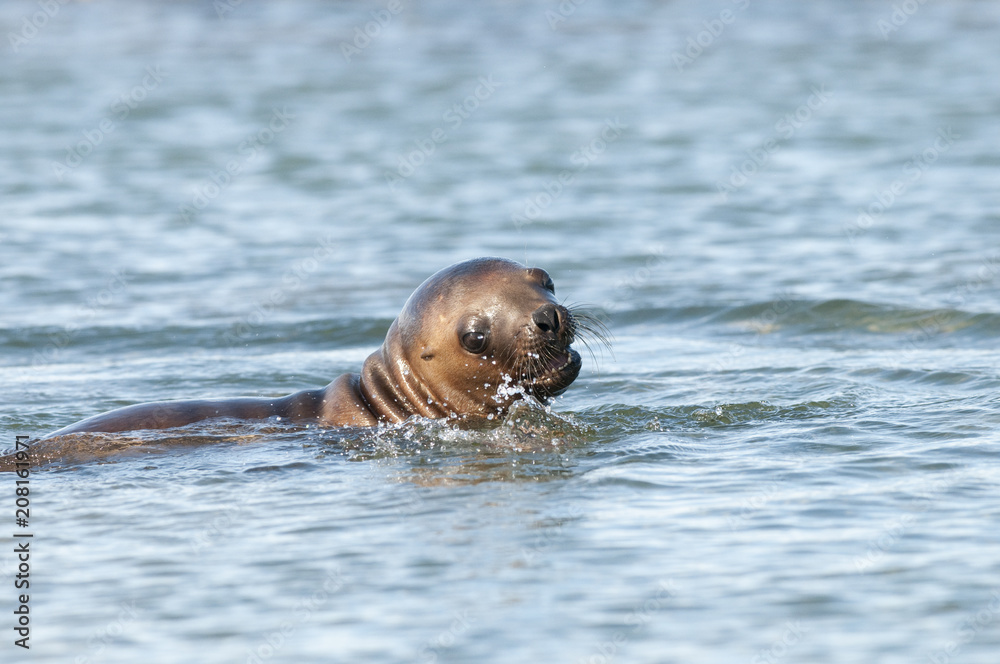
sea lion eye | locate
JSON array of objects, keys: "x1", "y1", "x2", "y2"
[
  {"x1": 461, "y1": 331, "x2": 488, "y2": 354},
  {"x1": 542, "y1": 276, "x2": 555, "y2": 293}
]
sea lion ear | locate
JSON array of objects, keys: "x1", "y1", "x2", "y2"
[
  {"x1": 420, "y1": 350, "x2": 435, "y2": 361},
  {"x1": 526, "y1": 267, "x2": 555, "y2": 293}
]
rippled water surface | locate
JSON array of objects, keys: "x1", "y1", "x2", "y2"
[{"x1": 3, "y1": 0, "x2": 1000, "y2": 662}]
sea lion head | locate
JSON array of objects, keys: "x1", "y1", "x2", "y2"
[{"x1": 359, "y1": 257, "x2": 585, "y2": 423}]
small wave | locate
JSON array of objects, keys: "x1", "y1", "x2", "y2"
[
  {"x1": 607, "y1": 299, "x2": 1000, "y2": 345},
  {"x1": 847, "y1": 366, "x2": 1000, "y2": 390},
  {"x1": 579, "y1": 397, "x2": 858, "y2": 432},
  {"x1": 0, "y1": 317, "x2": 393, "y2": 366},
  {"x1": 781, "y1": 300, "x2": 995, "y2": 338}
]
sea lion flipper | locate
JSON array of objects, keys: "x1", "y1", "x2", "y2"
[{"x1": 45, "y1": 397, "x2": 294, "y2": 438}]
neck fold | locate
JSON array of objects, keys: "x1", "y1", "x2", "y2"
[{"x1": 358, "y1": 334, "x2": 447, "y2": 423}]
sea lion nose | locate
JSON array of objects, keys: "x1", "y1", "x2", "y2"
[{"x1": 532, "y1": 303, "x2": 561, "y2": 334}]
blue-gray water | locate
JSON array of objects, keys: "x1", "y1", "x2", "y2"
[{"x1": 3, "y1": 0, "x2": 1000, "y2": 662}]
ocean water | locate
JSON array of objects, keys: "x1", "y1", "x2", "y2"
[{"x1": 2, "y1": 0, "x2": 1000, "y2": 662}]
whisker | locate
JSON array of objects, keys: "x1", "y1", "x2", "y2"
[{"x1": 565, "y1": 304, "x2": 614, "y2": 366}]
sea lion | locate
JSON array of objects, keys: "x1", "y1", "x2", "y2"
[{"x1": 45, "y1": 257, "x2": 596, "y2": 438}]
